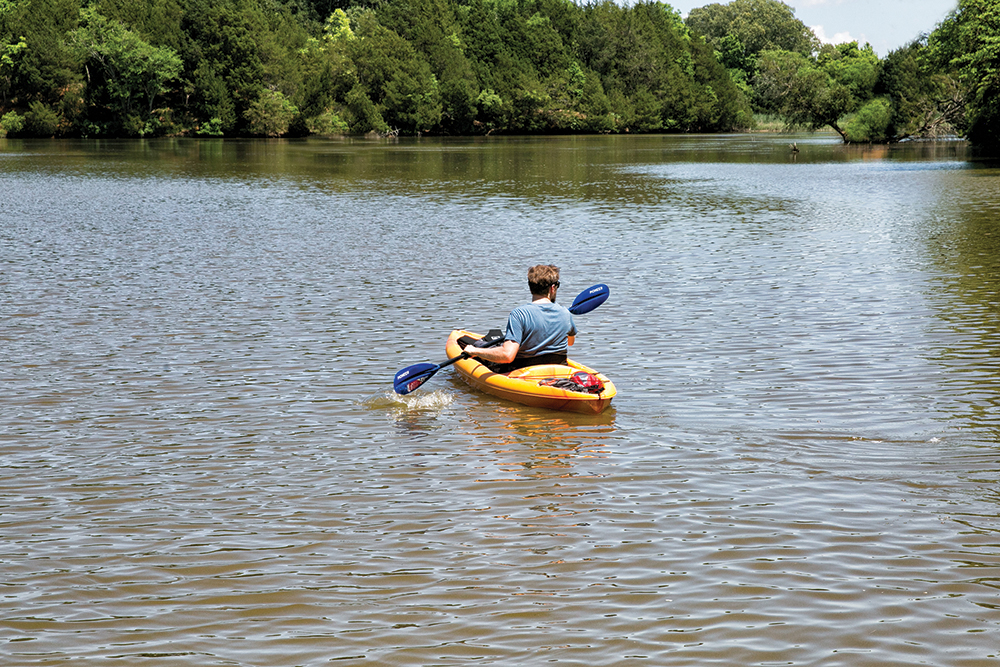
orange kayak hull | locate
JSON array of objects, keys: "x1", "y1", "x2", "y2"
[{"x1": 446, "y1": 330, "x2": 616, "y2": 414}]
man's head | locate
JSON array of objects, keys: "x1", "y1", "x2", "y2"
[{"x1": 528, "y1": 265, "x2": 560, "y2": 298}]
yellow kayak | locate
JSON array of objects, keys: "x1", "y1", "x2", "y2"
[{"x1": 445, "y1": 330, "x2": 617, "y2": 414}]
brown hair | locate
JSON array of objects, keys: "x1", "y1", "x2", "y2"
[{"x1": 527, "y1": 264, "x2": 560, "y2": 296}]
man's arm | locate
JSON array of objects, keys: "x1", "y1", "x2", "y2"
[{"x1": 465, "y1": 339, "x2": 520, "y2": 364}]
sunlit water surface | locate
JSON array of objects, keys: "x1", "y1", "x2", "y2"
[{"x1": 2, "y1": 135, "x2": 999, "y2": 665}]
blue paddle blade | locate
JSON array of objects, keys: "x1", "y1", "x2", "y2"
[
  {"x1": 393, "y1": 362, "x2": 439, "y2": 395},
  {"x1": 569, "y1": 283, "x2": 609, "y2": 315}
]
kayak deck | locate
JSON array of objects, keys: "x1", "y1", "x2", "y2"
[{"x1": 445, "y1": 330, "x2": 616, "y2": 414}]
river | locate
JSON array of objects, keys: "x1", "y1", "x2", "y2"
[{"x1": 2, "y1": 134, "x2": 998, "y2": 665}]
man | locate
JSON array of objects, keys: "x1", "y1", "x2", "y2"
[{"x1": 463, "y1": 265, "x2": 576, "y2": 372}]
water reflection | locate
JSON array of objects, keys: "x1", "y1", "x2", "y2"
[
  {"x1": 496, "y1": 409, "x2": 615, "y2": 478},
  {"x1": 922, "y1": 165, "x2": 1000, "y2": 439}
]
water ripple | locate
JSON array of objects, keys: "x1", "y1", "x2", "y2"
[{"x1": 2, "y1": 136, "x2": 999, "y2": 666}]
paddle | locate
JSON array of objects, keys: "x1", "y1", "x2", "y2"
[
  {"x1": 393, "y1": 283, "x2": 610, "y2": 395},
  {"x1": 568, "y1": 283, "x2": 609, "y2": 315}
]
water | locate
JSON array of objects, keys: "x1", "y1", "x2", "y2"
[{"x1": 2, "y1": 135, "x2": 999, "y2": 665}]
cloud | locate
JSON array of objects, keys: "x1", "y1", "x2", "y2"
[{"x1": 812, "y1": 24, "x2": 855, "y2": 45}]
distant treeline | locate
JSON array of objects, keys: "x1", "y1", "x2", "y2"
[{"x1": 1, "y1": 0, "x2": 997, "y2": 149}]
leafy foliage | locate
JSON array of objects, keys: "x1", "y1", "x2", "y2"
[
  {"x1": 69, "y1": 6, "x2": 182, "y2": 135},
  {"x1": 686, "y1": 0, "x2": 817, "y2": 57},
  {"x1": 927, "y1": 0, "x2": 1000, "y2": 150},
  {"x1": 685, "y1": 0, "x2": 817, "y2": 88},
  {"x1": 246, "y1": 87, "x2": 298, "y2": 135},
  {"x1": 0, "y1": 0, "x2": 993, "y2": 148}
]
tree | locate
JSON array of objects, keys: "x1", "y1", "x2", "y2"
[
  {"x1": 345, "y1": 81, "x2": 388, "y2": 133},
  {"x1": 819, "y1": 41, "x2": 879, "y2": 102},
  {"x1": 292, "y1": 13, "x2": 357, "y2": 134},
  {"x1": 754, "y1": 49, "x2": 850, "y2": 138},
  {"x1": 689, "y1": 32, "x2": 754, "y2": 131},
  {"x1": 1, "y1": 0, "x2": 80, "y2": 108},
  {"x1": 877, "y1": 40, "x2": 963, "y2": 140},
  {"x1": 180, "y1": 0, "x2": 272, "y2": 134},
  {"x1": 347, "y1": 11, "x2": 441, "y2": 133},
  {"x1": 376, "y1": 0, "x2": 479, "y2": 132},
  {"x1": 928, "y1": 0, "x2": 1000, "y2": 151},
  {"x1": 0, "y1": 0, "x2": 835, "y2": 137},
  {"x1": 1, "y1": 33, "x2": 27, "y2": 107},
  {"x1": 843, "y1": 96, "x2": 892, "y2": 142},
  {"x1": 686, "y1": 0, "x2": 817, "y2": 68},
  {"x1": 754, "y1": 43, "x2": 881, "y2": 141},
  {"x1": 92, "y1": 0, "x2": 186, "y2": 50},
  {"x1": 578, "y1": 1, "x2": 690, "y2": 129},
  {"x1": 69, "y1": 6, "x2": 182, "y2": 135},
  {"x1": 23, "y1": 97, "x2": 58, "y2": 134},
  {"x1": 246, "y1": 87, "x2": 297, "y2": 135}
]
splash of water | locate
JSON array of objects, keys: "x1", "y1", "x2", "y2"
[{"x1": 361, "y1": 388, "x2": 455, "y2": 413}]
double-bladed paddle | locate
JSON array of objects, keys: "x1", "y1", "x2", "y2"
[{"x1": 392, "y1": 283, "x2": 609, "y2": 395}]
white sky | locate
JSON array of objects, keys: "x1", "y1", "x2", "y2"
[{"x1": 669, "y1": 0, "x2": 960, "y2": 55}]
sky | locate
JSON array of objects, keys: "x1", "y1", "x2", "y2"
[{"x1": 668, "y1": 0, "x2": 960, "y2": 56}]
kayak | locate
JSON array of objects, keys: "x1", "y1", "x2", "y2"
[{"x1": 445, "y1": 330, "x2": 617, "y2": 414}]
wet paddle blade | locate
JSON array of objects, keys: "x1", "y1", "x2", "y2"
[
  {"x1": 569, "y1": 284, "x2": 609, "y2": 315},
  {"x1": 393, "y1": 362, "x2": 439, "y2": 395}
]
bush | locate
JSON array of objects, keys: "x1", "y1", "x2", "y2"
[
  {"x1": 196, "y1": 117, "x2": 225, "y2": 137},
  {"x1": 246, "y1": 89, "x2": 299, "y2": 137},
  {"x1": 844, "y1": 97, "x2": 893, "y2": 142},
  {"x1": 475, "y1": 89, "x2": 505, "y2": 131},
  {"x1": 305, "y1": 111, "x2": 350, "y2": 135},
  {"x1": 1, "y1": 111, "x2": 25, "y2": 137},
  {"x1": 24, "y1": 102, "x2": 61, "y2": 137},
  {"x1": 345, "y1": 84, "x2": 389, "y2": 134}
]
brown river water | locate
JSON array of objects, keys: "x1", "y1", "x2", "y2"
[{"x1": 2, "y1": 135, "x2": 999, "y2": 665}]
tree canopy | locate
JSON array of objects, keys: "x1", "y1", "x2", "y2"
[
  {"x1": 0, "y1": 0, "x2": 754, "y2": 137},
  {"x1": 926, "y1": 0, "x2": 1000, "y2": 150},
  {"x1": 0, "y1": 0, "x2": 997, "y2": 152}
]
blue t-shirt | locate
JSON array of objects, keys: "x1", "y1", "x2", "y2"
[{"x1": 505, "y1": 302, "x2": 577, "y2": 359}]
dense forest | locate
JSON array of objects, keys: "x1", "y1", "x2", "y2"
[{"x1": 0, "y1": 0, "x2": 997, "y2": 149}]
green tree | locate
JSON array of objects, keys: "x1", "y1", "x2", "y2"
[
  {"x1": 190, "y1": 61, "x2": 236, "y2": 132},
  {"x1": 348, "y1": 11, "x2": 441, "y2": 133},
  {"x1": 23, "y1": 98, "x2": 58, "y2": 134},
  {"x1": 578, "y1": 1, "x2": 691, "y2": 129},
  {"x1": 754, "y1": 49, "x2": 850, "y2": 138},
  {"x1": 754, "y1": 43, "x2": 880, "y2": 141},
  {"x1": 1, "y1": 0, "x2": 80, "y2": 108},
  {"x1": 246, "y1": 87, "x2": 297, "y2": 135},
  {"x1": 474, "y1": 87, "x2": 504, "y2": 130},
  {"x1": 928, "y1": 0, "x2": 1000, "y2": 150},
  {"x1": 877, "y1": 40, "x2": 963, "y2": 140},
  {"x1": 293, "y1": 24, "x2": 357, "y2": 134},
  {"x1": 92, "y1": 0, "x2": 185, "y2": 49},
  {"x1": 323, "y1": 7, "x2": 352, "y2": 42},
  {"x1": 69, "y1": 6, "x2": 182, "y2": 135},
  {"x1": 819, "y1": 41, "x2": 879, "y2": 101},
  {"x1": 1, "y1": 108, "x2": 23, "y2": 134},
  {"x1": 689, "y1": 32, "x2": 753, "y2": 130},
  {"x1": 0, "y1": 0, "x2": 28, "y2": 105},
  {"x1": 180, "y1": 0, "x2": 277, "y2": 133},
  {"x1": 376, "y1": 0, "x2": 478, "y2": 132},
  {"x1": 1, "y1": 33, "x2": 27, "y2": 106},
  {"x1": 686, "y1": 0, "x2": 817, "y2": 75},
  {"x1": 345, "y1": 81, "x2": 389, "y2": 133},
  {"x1": 458, "y1": 0, "x2": 520, "y2": 130}
]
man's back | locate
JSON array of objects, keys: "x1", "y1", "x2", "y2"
[{"x1": 506, "y1": 302, "x2": 576, "y2": 359}]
